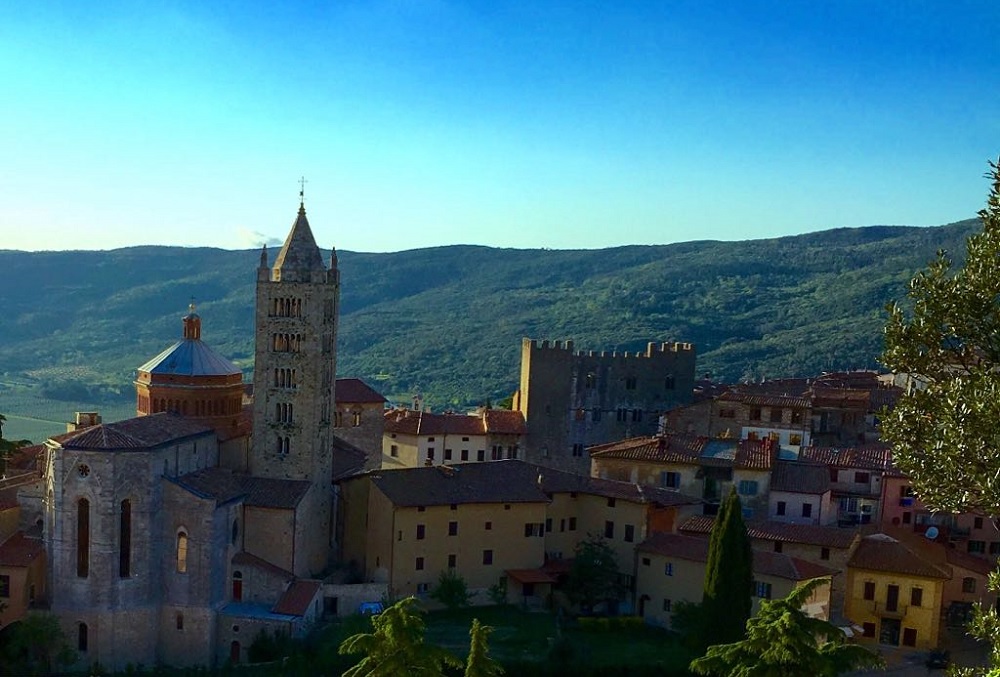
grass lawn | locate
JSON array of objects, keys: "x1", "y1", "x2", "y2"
[{"x1": 425, "y1": 606, "x2": 696, "y2": 675}]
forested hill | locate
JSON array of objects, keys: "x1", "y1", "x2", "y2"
[{"x1": 0, "y1": 219, "x2": 980, "y2": 409}]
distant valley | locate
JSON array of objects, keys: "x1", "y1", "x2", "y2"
[{"x1": 0, "y1": 219, "x2": 979, "y2": 440}]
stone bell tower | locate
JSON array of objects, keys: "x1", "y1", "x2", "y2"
[{"x1": 250, "y1": 192, "x2": 339, "y2": 572}]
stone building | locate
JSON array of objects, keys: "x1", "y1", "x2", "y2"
[{"x1": 514, "y1": 338, "x2": 696, "y2": 474}]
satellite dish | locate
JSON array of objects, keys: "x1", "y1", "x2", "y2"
[{"x1": 925, "y1": 526, "x2": 939, "y2": 539}]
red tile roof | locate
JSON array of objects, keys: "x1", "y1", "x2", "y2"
[
  {"x1": 0, "y1": 531, "x2": 44, "y2": 567},
  {"x1": 171, "y1": 469, "x2": 311, "y2": 509},
  {"x1": 848, "y1": 534, "x2": 949, "y2": 579},
  {"x1": 638, "y1": 533, "x2": 836, "y2": 580},
  {"x1": 588, "y1": 433, "x2": 707, "y2": 464},
  {"x1": 536, "y1": 465, "x2": 701, "y2": 507},
  {"x1": 770, "y1": 461, "x2": 831, "y2": 495},
  {"x1": 172, "y1": 467, "x2": 248, "y2": 505},
  {"x1": 370, "y1": 460, "x2": 549, "y2": 507},
  {"x1": 679, "y1": 515, "x2": 859, "y2": 549},
  {"x1": 57, "y1": 413, "x2": 214, "y2": 451},
  {"x1": 483, "y1": 409, "x2": 527, "y2": 435},
  {"x1": 735, "y1": 438, "x2": 778, "y2": 470},
  {"x1": 945, "y1": 548, "x2": 995, "y2": 577},
  {"x1": 272, "y1": 579, "x2": 322, "y2": 616},
  {"x1": 243, "y1": 477, "x2": 312, "y2": 510},
  {"x1": 384, "y1": 409, "x2": 485, "y2": 436},
  {"x1": 506, "y1": 568, "x2": 558, "y2": 584},
  {"x1": 232, "y1": 551, "x2": 295, "y2": 580},
  {"x1": 800, "y1": 446, "x2": 894, "y2": 472},
  {"x1": 336, "y1": 378, "x2": 387, "y2": 404},
  {"x1": 717, "y1": 390, "x2": 812, "y2": 409}
]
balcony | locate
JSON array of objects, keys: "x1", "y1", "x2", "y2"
[{"x1": 870, "y1": 600, "x2": 907, "y2": 619}]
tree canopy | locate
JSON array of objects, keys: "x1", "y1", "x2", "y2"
[
  {"x1": 882, "y1": 158, "x2": 1000, "y2": 676},
  {"x1": 464, "y1": 618, "x2": 504, "y2": 677},
  {"x1": 702, "y1": 487, "x2": 753, "y2": 646},
  {"x1": 689, "y1": 578, "x2": 882, "y2": 677},
  {"x1": 564, "y1": 536, "x2": 623, "y2": 613}
]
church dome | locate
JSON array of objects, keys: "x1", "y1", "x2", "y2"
[{"x1": 138, "y1": 305, "x2": 240, "y2": 377}]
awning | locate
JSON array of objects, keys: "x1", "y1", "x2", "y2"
[{"x1": 506, "y1": 568, "x2": 558, "y2": 584}]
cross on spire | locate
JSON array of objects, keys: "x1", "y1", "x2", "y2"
[{"x1": 298, "y1": 176, "x2": 308, "y2": 207}]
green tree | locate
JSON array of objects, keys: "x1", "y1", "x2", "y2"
[
  {"x1": 338, "y1": 597, "x2": 461, "y2": 676},
  {"x1": 564, "y1": 536, "x2": 623, "y2": 613},
  {"x1": 0, "y1": 613, "x2": 76, "y2": 676},
  {"x1": 464, "y1": 618, "x2": 504, "y2": 677},
  {"x1": 702, "y1": 487, "x2": 752, "y2": 647},
  {"x1": 430, "y1": 569, "x2": 470, "y2": 611},
  {"x1": 882, "y1": 158, "x2": 1000, "y2": 676},
  {"x1": 690, "y1": 578, "x2": 882, "y2": 677},
  {"x1": 0, "y1": 414, "x2": 32, "y2": 476}
]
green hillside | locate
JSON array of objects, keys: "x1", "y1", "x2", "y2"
[{"x1": 0, "y1": 219, "x2": 979, "y2": 440}]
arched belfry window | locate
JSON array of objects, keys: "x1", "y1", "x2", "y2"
[
  {"x1": 232, "y1": 570, "x2": 243, "y2": 601},
  {"x1": 176, "y1": 530, "x2": 189, "y2": 573},
  {"x1": 119, "y1": 499, "x2": 131, "y2": 578},
  {"x1": 77, "y1": 498, "x2": 90, "y2": 578},
  {"x1": 78, "y1": 622, "x2": 88, "y2": 652}
]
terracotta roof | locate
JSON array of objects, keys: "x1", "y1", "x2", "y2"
[
  {"x1": 384, "y1": 409, "x2": 485, "y2": 436},
  {"x1": 56, "y1": 413, "x2": 214, "y2": 451},
  {"x1": 5, "y1": 442, "x2": 49, "y2": 472},
  {"x1": 848, "y1": 534, "x2": 949, "y2": 579},
  {"x1": 483, "y1": 409, "x2": 527, "y2": 435},
  {"x1": 717, "y1": 390, "x2": 812, "y2": 409},
  {"x1": 945, "y1": 548, "x2": 995, "y2": 577},
  {"x1": 588, "y1": 433, "x2": 706, "y2": 464},
  {"x1": 679, "y1": 515, "x2": 859, "y2": 549},
  {"x1": 272, "y1": 579, "x2": 322, "y2": 616},
  {"x1": 800, "y1": 446, "x2": 894, "y2": 472},
  {"x1": 172, "y1": 467, "x2": 247, "y2": 504},
  {"x1": 370, "y1": 460, "x2": 549, "y2": 507},
  {"x1": 735, "y1": 438, "x2": 778, "y2": 470},
  {"x1": 638, "y1": 533, "x2": 836, "y2": 580},
  {"x1": 0, "y1": 531, "x2": 44, "y2": 567},
  {"x1": 506, "y1": 568, "x2": 558, "y2": 584},
  {"x1": 243, "y1": 477, "x2": 311, "y2": 509},
  {"x1": 232, "y1": 551, "x2": 295, "y2": 580},
  {"x1": 537, "y1": 465, "x2": 701, "y2": 507},
  {"x1": 336, "y1": 378, "x2": 386, "y2": 404},
  {"x1": 770, "y1": 461, "x2": 831, "y2": 494}
]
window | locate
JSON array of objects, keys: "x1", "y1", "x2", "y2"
[
  {"x1": 491, "y1": 445, "x2": 503, "y2": 461},
  {"x1": 863, "y1": 581, "x2": 876, "y2": 600},
  {"x1": 902, "y1": 628, "x2": 917, "y2": 648},
  {"x1": 352, "y1": 412, "x2": 361, "y2": 427},
  {"x1": 801, "y1": 503, "x2": 813, "y2": 518},
  {"x1": 632, "y1": 408, "x2": 643, "y2": 422},
  {"x1": 524, "y1": 523, "x2": 544, "y2": 537},
  {"x1": 820, "y1": 547, "x2": 830, "y2": 560},
  {"x1": 545, "y1": 518, "x2": 553, "y2": 533},
  {"x1": 444, "y1": 449, "x2": 453, "y2": 461},
  {"x1": 448, "y1": 554, "x2": 456, "y2": 569},
  {"x1": 769, "y1": 408, "x2": 783, "y2": 423},
  {"x1": 963, "y1": 577, "x2": 977, "y2": 593},
  {"x1": 592, "y1": 409, "x2": 602, "y2": 422},
  {"x1": 485, "y1": 521, "x2": 492, "y2": 531},
  {"x1": 616, "y1": 407, "x2": 628, "y2": 422},
  {"x1": 232, "y1": 571, "x2": 243, "y2": 601},
  {"x1": 415, "y1": 557, "x2": 425, "y2": 571},
  {"x1": 747, "y1": 431, "x2": 759, "y2": 441},
  {"x1": 427, "y1": 447, "x2": 435, "y2": 461},
  {"x1": 477, "y1": 450, "x2": 485, "y2": 461},
  {"x1": 738, "y1": 480, "x2": 758, "y2": 496},
  {"x1": 586, "y1": 373, "x2": 596, "y2": 388},
  {"x1": 483, "y1": 550, "x2": 493, "y2": 565},
  {"x1": 789, "y1": 433, "x2": 802, "y2": 445},
  {"x1": 607, "y1": 498, "x2": 616, "y2": 508},
  {"x1": 641, "y1": 557, "x2": 651, "y2": 566},
  {"x1": 791, "y1": 410, "x2": 803, "y2": 424},
  {"x1": 911, "y1": 587, "x2": 923, "y2": 607},
  {"x1": 450, "y1": 503, "x2": 458, "y2": 511},
  {"x1": 969, "y1": 540, "x2": 987, "y2": 554},
  {"x1": 665, "y1": 375, "x2": 675, "y2": 390},
  {"x1": 664, "y1": 563, "x2": 674, "y2": 576},
  {"x1": 776, "y1": 501, "x2": 786, "y2": 516},
  {"x1": 417, "y1": 506, "x2": 426, "y2": 512},
  {"x1": 773, "y1": 541, "x2": 783, "y2": 553},
  {"x1": 854, "y1": 471, "x2": 870, "y2": 484},
  {"x1": 862, "y1": 622, "x2": 875, "y2": 638},
  {"x1": 176, "y1": 613, "x2": 184, "y2": 630},
  {"x1": 604, "y1": 521, "x2": 615, "y2": 539},
  {"x1": 661, "y1": 471, "x2": 680, "y2": 489},
  {"x1": 0, "y1": 575, "x2": 9, "y2": 598},
  {"x1": 663, "y1": 598, "x2": 672, "y2": 611},
  {"x1": 975, "y1": 516, "x2": 984, "y2": 530},
  {"x1": 569, "y1": 517, "x2": 577, "y2": 531},
  {"x1": 448, "y1": 521, "x2": 458, "y2": 536},
  {"x1": 119, "y1": 499, "x2": 131, "y2": 578},
  {"x1": 177, "y1": 531, "x2": 189, "y2": 573},
  {"x1": 78, "y1": 623, "x2": 89, "y2": 652},
  {"x1": 77, "y1": 498, "x2": 90, "y2": 578},
  {"x1": 416, "y1": 582, "x2": 429, "y2": 593},
  {"x1": 719, "y1": 408, "x2": 735, "y2": 419},
  {"x1": 572, "y1": 444, "x2": 584, "y2": 457},
  {"x1": 990, "y1": 542, "x2": 1000, "y2": 555},
  {"x1": 625, "y1": 376, "x2": 637, "y2": 390},
  {"x1": 416, "y1": 524, "x2": 425, "y2": 540},
  {"x1": 624, "y1": 524, "x2": 635, "y2": 542},
  {"x1": 754, "y1": 581, "x2": 772, "y2": 599},
  {"x1": 750, "y1": 408, "x2": 761, "y2": 421},
  {"x1": 560, "y1": 518, "x2": 566, "y2": 532},
  {"x1": 461, "y1": 450, "x2": 468, "y2": 461}
]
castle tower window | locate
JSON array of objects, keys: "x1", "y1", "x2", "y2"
[
  {"x1": 78, "y1": 623, "x2": 88, "y2": 652},
  {"x1": 625, "y1": 377, "x2": 637, "y2": 390},
  {"x1": 232, "y1": 571, "x2": 243, "y2": 601},
  {"x1": 176, "y1": 531, "x2": 188, "y2": 573},
  {"x1": 119, "y1": 499, "x2": 131, "y2": 578},
  {"x1": 77, "y1": 498, "x2": 90, "y2": 578},
  {"x1": 176, "y1": 613, "x2": 184, "y2": 630},
  {"x1": 665, "y1": 375, "x2": 675, "y2": 390}
]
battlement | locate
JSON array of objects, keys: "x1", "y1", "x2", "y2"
[{"x1": 523, "y1": 338, "x2": 695, "y2": 359}]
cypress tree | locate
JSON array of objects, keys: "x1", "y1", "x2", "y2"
[{"x1": 702, "y1": 486, "x2": 753, "y2": 646}]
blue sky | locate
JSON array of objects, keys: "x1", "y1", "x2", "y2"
[{"x1": 1, "y1": 1, "x2": 997, "y2": 253}]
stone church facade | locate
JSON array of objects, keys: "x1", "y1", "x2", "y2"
[{"x1": 26, "y1": 200, "x2": 340, "y2": 669}]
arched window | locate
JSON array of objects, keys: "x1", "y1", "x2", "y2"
[
  {"x1": 232, "y1": 570, "x2": 243, "y2": 601},
  {"x1": 77, "y1": 498, "x2": 90, "y2": 578},
  {"x1": 78, "y1": 622, "x2": 88, "y2": 652},
  {"x1": 230, "y1": 640, "x2": 241, "y2": 663},
  {"x1": 176, "y1": 613, "x2": 184, "y2": 630},
  {"x1": 119, "y1": 499, "x2": 131, "y2": 578},
  {"x1": 282, "y1": 437, "x2": 290, "y2": 455},
  {"x1": 177, "y1": 531, "x2": 188, "y2": 573}
]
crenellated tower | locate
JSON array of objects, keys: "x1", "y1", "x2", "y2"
[{"x1": 250, "y1": 197, "x2": 339, "y2": 573}]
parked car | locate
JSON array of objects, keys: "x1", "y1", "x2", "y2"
[{"x1": 925, "y1": 649, "x2": 950, "y2": 669}]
